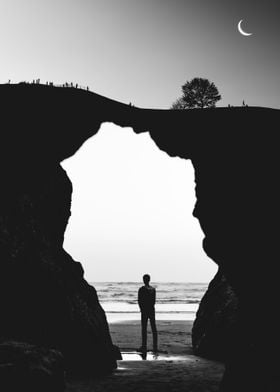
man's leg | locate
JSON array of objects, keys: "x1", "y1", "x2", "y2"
[
  {"x1": 141, "y1": 312, "x2": 148, "y2": 350},
  {"x1": 149, "y1": 310, "x2": 158, "y2": 351}
]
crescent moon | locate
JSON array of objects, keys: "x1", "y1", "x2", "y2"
[{"x1": 238, "y1": 20, "x2": 253, "y2": 36}]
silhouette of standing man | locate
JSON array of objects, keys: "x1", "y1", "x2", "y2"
[{"x1": 138, "y1": 274, "x2": 158, "y2": 352}]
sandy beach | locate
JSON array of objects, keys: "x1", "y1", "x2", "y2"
[{"x1": 66, "y1": 320, "x2": 225, "y2": 392}]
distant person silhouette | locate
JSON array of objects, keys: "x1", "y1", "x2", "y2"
[{"x1": 137, "y1": 274, "x2": 158, "y2": 353}]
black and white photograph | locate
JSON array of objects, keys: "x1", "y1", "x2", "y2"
[{"x1": 0, "y1": 1, "x2": 279, "y2": 391}]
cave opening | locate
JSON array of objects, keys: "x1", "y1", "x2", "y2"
[{"x1": 61, "y1": 122, "x2": 217, "y2": 321}]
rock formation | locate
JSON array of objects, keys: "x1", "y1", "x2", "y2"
[
  {"x1": 0, "y1": 341, "x2": 65, "y2": 392},
  {"x1": 0, "y1": 85, "x2": 121, "y2": 377},
  {"x1": 0, "y1": 83, "x2": 279, "y2": 390},
  {"x1": 146, "y1": 106, "x2": 279, "y2": 392},
  {"x1": 192, "y1": 269, "x2": 238, "y2": 360}
]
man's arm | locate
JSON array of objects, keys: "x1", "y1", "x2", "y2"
[
  {"x1": 138, "y1": 288, "x2": 142, "y2": 310},
  {"x1": 152, "y1": 287, "x2": 156, "y2": 306}
]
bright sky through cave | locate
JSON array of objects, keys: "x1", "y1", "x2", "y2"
[{"x1": 62, "y1": 124, "x2": 217, "y2": 282}]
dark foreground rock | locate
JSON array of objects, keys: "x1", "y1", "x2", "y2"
[
  {"x1": 0, "y1": 162, "x2": 118, "y2": 375},
  {"x1": 0, "y1": 341, "x2": 64, "y2": 392},
  {"x1": 192, "y1": 269, "x2": 238, "y2": 360},
  {"x1": 0, "y1": 84, "x2": 121, "y2": 376}
]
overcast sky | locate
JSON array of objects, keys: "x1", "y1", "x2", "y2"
[
  {"x1": 1, "y1": 0, "x2": 279, "y2": 281},
  {"x1": 61, "y1": 124, "x2": 217, "y2": 282}
]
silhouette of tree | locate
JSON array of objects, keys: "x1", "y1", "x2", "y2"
[
  {"x1": 171, "y1": 77, "x2": 221, "y2": 109},
  {"x1": 171, "y1": 97, "x2": 186, "y2": 110}
]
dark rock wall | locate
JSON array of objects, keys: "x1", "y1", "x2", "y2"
[
  {"x1": 0, "y1": 85, "x2": 127, "y2": 375},
  {"x1": 0, "y1": 162, "x2": 116, "y2": 374},
  {"x1": 191, "y1": 269, "x2": 238, "y2": 360},
  {"x1": 0, "y1": 341, "x2": 65, "y2": 392},
  {"x1": 147, "y1": 107, "x2": 279, "y2": 391}
]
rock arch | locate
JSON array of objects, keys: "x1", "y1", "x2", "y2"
[{"x1": 0, "y1": 84, "x2": 279, "y2": 390}]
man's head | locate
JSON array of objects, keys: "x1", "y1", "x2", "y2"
[{"x1": 143, "y1": 274, "x2": 150, "y2": 285}]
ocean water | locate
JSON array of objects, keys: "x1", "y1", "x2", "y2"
[{"x1": 91, "y1": 282, "x2": 209, "y2": 323}]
